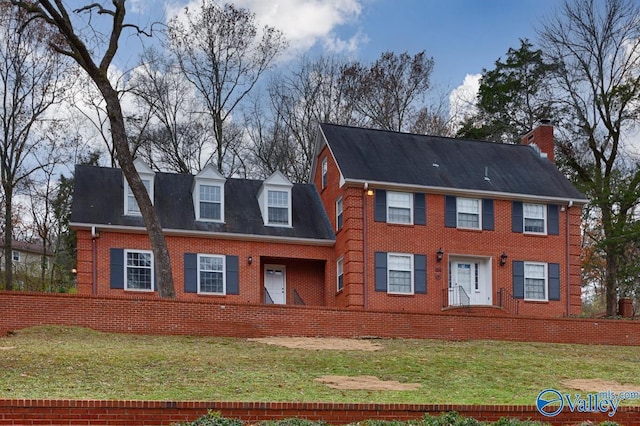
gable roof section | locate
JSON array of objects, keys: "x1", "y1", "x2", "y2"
[
  {"x1": 70, "y1": 165, "x2": 334, "y2": 243},
  {"x1": 319, "y1": 123, "x2": 587, "y2": 202}
]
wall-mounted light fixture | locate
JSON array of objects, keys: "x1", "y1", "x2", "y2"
[
  {"x1": 248, "y1": 256, "x2": 253, "y2": 265},
  {"x1": 364, "y1": 182, "x2": 374, "y2": 196},
  {"x1": 500, "y1": 252, "x2": 508, "y2": 266},
  {"x1": 436, "y1": 248, "x2": 444, "y2": 263}
]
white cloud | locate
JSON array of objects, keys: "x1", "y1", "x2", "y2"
[
  {"x1": 165, "y1": 0, "x2": 364, "y2": 55},
  {"x1": 449, "y1": 73, "x2": 480, "y2": 130}
]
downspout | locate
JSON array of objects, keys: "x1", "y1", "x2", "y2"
[
  {"x1": 565, "y1": 201, "x2": 573, "y2": 316},
  {"x1": 91, "y1": 226, "x2": 98, "y2": 295},
  {"x1": 363, "y1": 183, "x2": 369, "y2": 309}
]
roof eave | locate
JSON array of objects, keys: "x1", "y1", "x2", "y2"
[{"x1": 342, "y1": 178, "x2": 589, "y2": 205}]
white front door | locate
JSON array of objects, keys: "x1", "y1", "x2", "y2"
[
  {"x1": 264, "y1": 265, "x2": 286, "y2": 304},
  {"x1": 449, "y1": 258, "x2": 491, "y2": 306}
]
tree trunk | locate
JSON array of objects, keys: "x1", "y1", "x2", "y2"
[
  {"x1": 605, "y1": 245, "x2": 619, "y2": 317},
  {"x1": 98, "y1": 81, "x2": 176, "y2": 298},
  {"x1": 3, "y1": 187, "x2": 13, "y2": 291}
]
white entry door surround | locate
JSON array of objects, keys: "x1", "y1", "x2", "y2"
[
  {"x1": 448, "y1": 256, "x2": 492, "y2": 306},
  {"x1": 264, "y1": 265, "x2": 286, "y2": 304}
]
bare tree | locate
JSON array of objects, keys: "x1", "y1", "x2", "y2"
[
  {"x1": 340, "y1": 51, "x2": 435, "y2": 132},
  {"x1": 540, "y1": 0, "x2": 640, "y2": 316},
  {"x1": 128, "y1": 48, "x2": 212, "y2": 174},
  {"x1": 0, "y1": 3, "x2": 68, "y2": 290},
  {"x1": 13, "y1": 0, "x2": 176, "y2": 298},
  {"x1": 168, "y1": 1, "x2": 287, "y2": 175}
]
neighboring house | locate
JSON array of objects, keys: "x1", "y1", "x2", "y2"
[
  {"x1": 70, "y1": 122, "x2": 587, "y2": 317},
  {"x1": 0, "y1": 239, "x2": 53, "y2": 289}
]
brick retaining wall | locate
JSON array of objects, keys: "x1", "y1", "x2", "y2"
[
  {"x1": 1, "y1": 292, "x2": 639, "y2": 345},
  {"x1": 1, "y1": 399, "x2": 639, "y2": 426}
]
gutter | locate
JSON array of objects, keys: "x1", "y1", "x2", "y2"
[{"x1": 71, "y1": 223, "x2": 335, "y2": 247}]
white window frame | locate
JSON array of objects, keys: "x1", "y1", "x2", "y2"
[
  {"x1": 124, "y1": 249, "x2": 154, "y2": 292},
  {"x1": 197, "y1": 254, "x2": 226, "y2": 295},
  {"x1": 457, "y1": 197, "x2": 482, "y2": 229},
  {"x1": 524, "y1": 261, "x2": 548, "y2": 301},
  {"x1": 387, "y1": 191, "x2": 413, "y2": 224},
  {"x1": 337, "y1": 257, "x2": 344, "y2": 292},
  {"x1": 267, "y1": 189, "x2": 291, "y2": 226},
  {"x1": 321, "y1": 157, "x2": 328, "y2": 189},
  {"x1": 196, "y1": 183, "x2": 224, "y2": 222},
  {"x1": 336, "y1": 197, "x2": 343, "y2": 231},
  {"x1": 123, "y1": 160, "x2": 155, "y2": 217},
  {"x1": 12, "y1": 250, "x2": 20, "y2": 262},
  {"x1": 523, "y1": 203, "x2": 547, "y2": 234},
  {"x1": 387, "y1": 253, "x2": 414, "y2": 295}
]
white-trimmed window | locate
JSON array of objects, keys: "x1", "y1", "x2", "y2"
[
  {"x1": 198, "y1": 254, "x2": 225, "y2": 294},
  {"x1": 125, "y1": 249, "x2": 153, "y2": 291},
  {"x1": 524, "y1": 203, "x2": 546, "y2": 234},
  {"x1": 268, "y1": 190, "x2": 289, "y2": 225},
  {"x1": 199, "y1": 184, "x2": 222, "y2": 221},
  {"x1": 337, "y1": 257, "x2": 344, "y2": 291},
  {"x1": 12, "y1": 250, "x2": 20, "y2": 262},
  {"x1": 336, "y1": 197, "x2": 343, "y2": 231},
  {"x1": 388, "y1": 253, "x2": 413, "y2": 294},
  {"x1": 524, "y1": 262, "x2": 547, "y2": 300},
  {"x1": 258, "y1": 171, "x2": 293, "y2": 227},
  {"x1": 387, "y1": 191, "x2": 412, "y2": 224},
  {"x1": 124, "y1": 160, "x2": 155, "y2": 216},
  {"x1": 321, "y1": 157, "x2": 328, "y2": 189},
  {"x1": 457, "y1": 197, "x2": 481, "y2": 229},
  {"x1": 126, "y1": 178, "x2": 151, "y2": 216},
  {"x1": 193, "y1": 164, "x2": 226, "y2": 223}
]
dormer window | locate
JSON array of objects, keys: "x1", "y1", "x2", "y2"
[
  {"x1": 258, "y1": 171, "x2": 293, "y2": 227},
  {"x1": 193, "y1": 164, "x2": 226, "y2": 222},
  {"x1": 124, "y1": 159, "x2": 155, "y2": 216}
]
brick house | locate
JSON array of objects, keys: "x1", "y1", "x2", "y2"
[{"x1": 70, "y1": 122, "x2": 587, "y2": 317}]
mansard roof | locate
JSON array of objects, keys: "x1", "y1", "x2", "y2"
[
  {"x1": 318, "y1": 123, "x2": 587, "y2": 203},
  {"x1": 70, "y1": 165, "x2": 334, "y2": 242}
]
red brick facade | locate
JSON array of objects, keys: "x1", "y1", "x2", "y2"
[{"x1": 313, "y1": 142, "x2": 582, "y2": 317}]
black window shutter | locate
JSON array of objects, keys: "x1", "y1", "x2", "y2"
[
  {"x1": 226, "y1": 255, "x2": 240, "y2": 295},
  {"x1": 548, "y1": 204, "x2": 559, "y2": 235},
  {"x1": 374, "y1": 189, "x2": 387, "y2": 222},
  {"x1": 414, "y1": 254, "x2": 427, "y2": 294},
  {"x1": 512, "y1": 201, "x2": 523, "y2": 233},
  {"x1": 445, "y1": 196, "x2": 457, "y2": 228},
  {"x1": 548, "y1": 263, "x2": 560, "y2": 300},
  {"x1": 184, "y1": 253, "x2": 198, "y2": 293},
  {"x1": 110, "y1": 248, "x2": 124, "y2": 289},
  {"x1": 513, "y1": 260, "x2": 524, "y2": 299},
  {"x1": 374, "y1": 252, "x2": 387, "y2": 292},
  {"x1": 414, "y1": 193, "x2": 426, "y2": 225},
  {"x1": 482, "y1": 199, "x2": 494, "y2": 230}
]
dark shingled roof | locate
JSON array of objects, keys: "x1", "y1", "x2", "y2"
[
  {"x1": 70, "y1": 165, "x2": 335, "y2": 241},
  {"x1": 320, "y1": 123, "x2": 587, "y2": 201}
]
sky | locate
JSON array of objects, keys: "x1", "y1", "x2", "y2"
[{"x1": 118, "y1": 0, "x2": 562, "y2": 113}]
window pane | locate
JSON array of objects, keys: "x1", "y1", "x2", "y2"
[
  {"x1": 458, "y1": 213, "x2": 479, "y2": 228},
  {"x1": 268, "y1": 207, "x2": 288, "y2": 224},
  {"x1": 525, "y1": 263, "x2": 546, "y2": 300},
  {"x1": 458, "y1": 198, "x2": 479, "y2": 213},
  {"x1": 388, "y1": 207, "x2": 411, "y2": 223},
  {"x1": 201, "y1": 271, "x2": 224, "y2": 293},
  {"x1": 126, "y1": 251, "x2": 152, "y2": 290},
  {"x1": 127, "y1": 179, "x2": 150, "y2": 214},
  {"x1": 389, "y1": 254, "x2": 411, "y2": 270},
  {"x1": 268, "y1": 190, "x2": 288, "y2": 207},
  {"x1": 524, "y1": 203, "x2": 544, "y2": 218},
  {"x1": 388, "y1": 192, "x2": 411, "y2": 208},
  {"x1": 200, "y1": 202, "x2": 221, "y2": 220},
  {"x1": 389, "y1": 271, "x2": 411, "y2": 293},
  {"x1": 525, "y1": 218, "x2": 545, "y2": 233},
  {"x1": 200, "y1": 185, "x2": 220, "y2": 202}
]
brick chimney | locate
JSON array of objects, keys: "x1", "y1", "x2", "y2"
[{"x1": 521, "y1": 119, "x2": 554, "y2": 163}]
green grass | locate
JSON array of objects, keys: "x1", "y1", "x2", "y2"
[{"x1": 1, "y1": 326, "x2": 639, "y2": 404}]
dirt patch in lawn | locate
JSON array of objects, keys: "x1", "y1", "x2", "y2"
[
  {"x1": 315, "y1": 375, "x2": 421, "y2": 391},
  {"x1": 561, "y1": 379, "x2": 639, "y2": 393},
  {"x1": 248, "y1": 337, "x2": 383, "y2": 351},
  {"x1": 0, "y1": 347, "x2": 16, "y2": 351}
]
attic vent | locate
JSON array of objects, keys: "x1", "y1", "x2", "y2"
[
  {"x1": 432, "y1": 163, "x2": 439, "y2": 168},
  {"x1": 484, "y1": 166, "x2": 490, "y2": 182}
]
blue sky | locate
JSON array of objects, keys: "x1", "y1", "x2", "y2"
[{"x1": 124, "y1": 0, "x2": 560, "y2": 91}]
